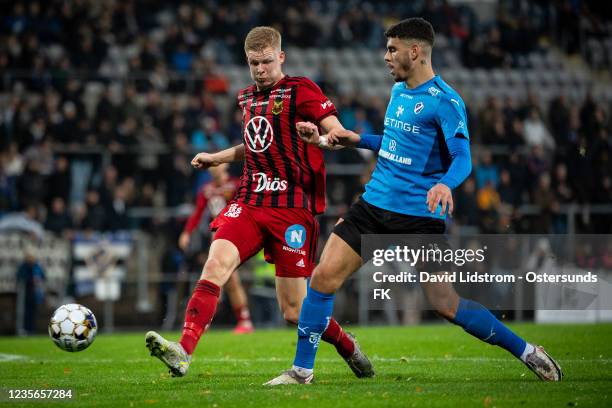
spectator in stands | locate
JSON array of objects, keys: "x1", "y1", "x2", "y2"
[
  {"x1": 454, "y1": 177, "x2": 479, "y2": 227},
  {"x1": 17, "y1": 159, "x2": 47, "y2": 208},
  {"x1": 523, "y1": 108, "x2": 555, "y2": 150},
  {"x1": 45, "y1": 196, "x2": 73, "y2": 238},
  {"x1": 477, "y1": 180, "x2": 501, "y2": 233},
  {"x1": 548, "y1": 94, "x2": 571, "y2": 148},
  {"x1": 107, "y1": 182, "x2": 130, "y2": 231},
  {"x1": 498, "y1": 169, "x2": 520, "y2": 208},
  {"x1": 532, "y1": 173, "x2": 558, "y2": 233},
  {"x1": 552, "y1": 163, "x2": 574, "y2": 204},
  {"x1": 81, "y1": 189, "x2": 107, "y2": 231},
  {"x1": 475, "y1": 149, "x2": 499, "y2": 189},
  {"x1": 526, "y1": 145, "x2": 552, "y2": 184},
  {"x1": 16, "y1": 246, "x2": 46, "y2": 335}
]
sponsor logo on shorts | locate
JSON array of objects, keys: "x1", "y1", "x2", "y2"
[
  {"x1": 223, "y1": 203, "x2": 242, "y2": 218},
  {"x1": 252, "y1": 172, "x2": 288, "y2": 192},
  {"x1": 296, "y1": 258, "x2": 305, "y2": 268},
  {"x1": 282, "y1": 246, "x2": 306, "y2": 256},
  {"x1": 285, "y1": 224, "x2": 306, "y2": 249}
]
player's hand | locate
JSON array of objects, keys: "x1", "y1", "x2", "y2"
[
  {"x1": 327, "y1": 129, "x2": 361, "y2": 147},
  {"x1": 178, "y1": 232, "x2": 190, "y2": 251},
  {"x1": 296, "y1": 121, "x2": 320, "y2": 144},
  {"x1": 426, "y1": 183, "x2": 454, "y2": 216},
  {"x1": 191, "y1": 152, "x2": 218, "y2": 169}
]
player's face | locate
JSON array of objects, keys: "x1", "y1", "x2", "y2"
[
  {"x1": 384, "y1": 37, "x2": 418, "y2": 82},
  {"x1": 246, "y1": 46, "x2": 285, "y2": 91}
]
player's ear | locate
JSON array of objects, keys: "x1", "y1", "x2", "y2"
[
  {"x1": 411, "y1": 43, "x2": 420, "y2": 61},
  {"x1": 278, "y1": 50, "x2": 286, "y2": 64}
]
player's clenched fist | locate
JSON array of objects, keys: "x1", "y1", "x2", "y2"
[
  {"x1": 426, "y1": 183, "x2": 454, "y2": 216},
  {"x1": 327, "y1": 129, "x2": 361, "y2": 147},
  {"x1": 191, "y1": 152, "x2": 219, "y2": 169},
  {"x1": 296, "y1": 121, "x2": 319, "y2": 144}
]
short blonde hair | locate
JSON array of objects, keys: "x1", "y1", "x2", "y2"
[{"x1": 244, "y1": 26, "x2": 282, "y2": 53}]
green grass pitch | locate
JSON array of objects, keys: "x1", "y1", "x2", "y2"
[{"x1": 1, "y1": 323, "x2": 611, "y2": 407}]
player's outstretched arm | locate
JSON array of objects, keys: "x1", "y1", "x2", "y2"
[
  {"x1": 319, "y1": 115, "x2": 382, "y2": 150},
  {"x1": 191, "y1": 144, "x2": 245, "y2": 169},
  {"x1": 296, "y1": 120, "x2": 342, "y2": 150},
  {"x1": 327, "y1": 128, "x2": 362, "y2": 147}
]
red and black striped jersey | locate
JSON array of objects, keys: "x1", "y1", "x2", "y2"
[
  {"x1": 182, "y1": 177, "x2": 239, "y2": 235},
  {"x1": 233, "y1": 76, "x2": 337, "y2": 214}
]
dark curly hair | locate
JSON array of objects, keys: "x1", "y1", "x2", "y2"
[{"x1": 384, "y1": 18, "x2": 435, "y2": 46}]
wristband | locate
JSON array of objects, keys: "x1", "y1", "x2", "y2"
[{"x1": 318, "y1": 136, "x2": 328, "y2": 147}]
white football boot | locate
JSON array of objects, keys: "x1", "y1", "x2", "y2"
[
  {"x1": 263, "y1": 369, "x2": 314, "y2": 386},
  {"x1": 524, "y1": 345, "x2": 563, "y2": 381},
  {"x1": 145, "y1": 331, "x2": 191, "y2": 377}
]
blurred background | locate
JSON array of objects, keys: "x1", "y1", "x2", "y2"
[{"x1": 0, "y1": 0, "x2": 611, "y2": 335}]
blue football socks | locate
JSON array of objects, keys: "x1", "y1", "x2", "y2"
[
  {"x1": 452, "y1": 298, "x2": 527, "y2": 358},
  {"x1": 293, "y1": 287, "x2": 335, "y2": 370}
]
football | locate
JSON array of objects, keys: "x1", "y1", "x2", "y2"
[{"x1": 48, "y1": 304, "x2": 98, "y2": 352}]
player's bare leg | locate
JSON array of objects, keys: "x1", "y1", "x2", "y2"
[
  {"x1": 225, "y1": 271, "x2": 254, "y2": 334},
  {"x1": 275, "y1": 276, "x2": 306, "y2": 325},
  {"x1": 309, "y1": 233, "x2": 362, "y2": 294},
  {"x1": 421, "y1": 278, "x2": 562, "y2": 381},
  {"x1": 146, "y1": 239, "x2": 240, "y2": 376},
  {"x1": 266, "y1": 233, "x2": 374, "y2": 385}
]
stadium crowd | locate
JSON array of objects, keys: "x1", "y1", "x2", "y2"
[{"x1": 1, "y1": 0, "x2": 611, "y2": 238}]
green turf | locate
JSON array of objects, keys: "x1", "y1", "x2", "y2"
[{"x1": 0, "y1": 323, "x2": 610, "y2": 407}]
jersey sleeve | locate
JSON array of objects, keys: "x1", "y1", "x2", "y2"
[
  {"x1": 436, "y1": 95, "x2": 469, "y2": 141},
  {"x1": 183, "y1": 190, "x2": 207, "y2": 235},
  {"x1": 296, "y1": 78, "x2": 338, "y2": 124}
]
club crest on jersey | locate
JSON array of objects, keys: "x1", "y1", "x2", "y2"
[
  {"x1": 244, "y1": 116, "x2": 274, "y2": 152},
  {"x1": 284, "y1": 224, "x2": 306, "y2": 249},
  {"x1": 414, "y1": 102, "x2": 424, "y2": 114},
  {"x1": 272, "y1": 99, "x2": 283, "y2": 115}
]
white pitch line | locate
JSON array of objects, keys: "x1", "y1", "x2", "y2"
[{"x1": 0, "y1": 353, "x2": 26, "y2": 362}]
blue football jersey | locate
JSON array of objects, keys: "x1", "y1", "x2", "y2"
[{"x1": 362, "y1": 75, "x2": 469, "y2": 219}]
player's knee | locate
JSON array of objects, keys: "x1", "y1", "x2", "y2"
[
  {"x1": 310, "y1": 264, "x2": 341, "y2": 293},
  {"x1": 201, "y1": 257, "x2": 232, "y2": 284},
  {"x1": 435, "y1": 306, "x2": 456, "y2": 321},
  {"x1": 429, "y1": 295, "x2": 458, "y2": 320}
]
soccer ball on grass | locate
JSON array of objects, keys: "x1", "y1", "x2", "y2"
[{"x1": 48, "y1": 304, "x2": 98, "y2": 352}]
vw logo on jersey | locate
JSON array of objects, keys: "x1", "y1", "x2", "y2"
[
  {"x1": 389, "y1": 139, "x2": 397, "y2": 152},
  {"x1": 414, "y1": 102, "x2": 424, "y2": 114},
  {"x1": 285, "y1": 224, "x2": 306, "y2": 249},
  {"x1": 244, "y1": 116, "x2": 274, "y2": 152}
]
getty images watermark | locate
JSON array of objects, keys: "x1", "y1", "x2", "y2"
[{"x1": 357, "y1": 235, "x2": 611, "y2": 311}]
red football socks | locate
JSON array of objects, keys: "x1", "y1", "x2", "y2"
[
  {"x1": 233, "y1": 305, "x2": 252, "y2": 323},
  {"x1": 321, "y1": 318, "x2": 355, "y2": 358},
  {"x1": 179, "y1": 279, "x2": 221, "y2": 355}
]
